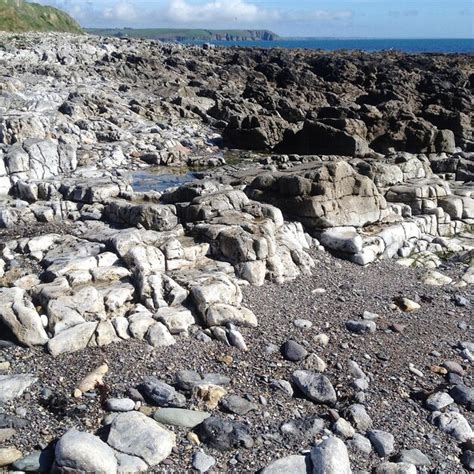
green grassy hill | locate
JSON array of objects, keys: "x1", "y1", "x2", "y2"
[
  {"x1": 0, "y1": 0, "x2": 82, "y2": 33},
  {"x1": 87, "y1": 28, "x2": 278, "y2": 42}
]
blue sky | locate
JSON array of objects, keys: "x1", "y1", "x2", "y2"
[{"x1": 36, "y1": 0, "x2": 474, "y2": 38}]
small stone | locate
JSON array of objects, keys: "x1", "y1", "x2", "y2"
[
  {"x1": 0, "y1": 448, "x2": 22, "y2": 467},
  {"x1": 461, "y1": 450, "x2": 474, "y2": 471},
  {"x1": 394, "y1": 297, "x2": 420, "y2": 312},
  {"x1": 0, "y1": 374, "x2": 37, "y2": 404},
  {"x1": 221, "y1": 395, "x2": 258, "y2": 416},
  {"x1": 138, "y1": 377, "x2": 186, "y2": 407},
  {"x1": 431, "y1": 411, "x2": 473, "y2": 442},
  {"x1": 107, "y1": 412, "x2": 175, "y2": 466},
  {"x1": 408, "y1": 364, "x2": 423, "y2": 377},
  {"x1": 333, "y1": 418, "x2": 355, "y2": 438},
  {"x1": 281, "y1": 340, "x2": 308, "y2": 362},
  {"x1": 78, "y1": 364, "x2": 108, "y2": 393},
  {"x1": 193, "y1": 384, "x2": 228, "y2": 410},
  {"x1": 425, "y1": 392, "x2": 454, "y2": 411},
  {"x1": 314, "y1": 334, "x2": 329, "y2": 346},
  {"x1": 0, "y1": 428, "x2": 16, "y2": 443},
  {"x1": 395, "y1": 449, "x2": 431, "y2": 466},
  {"x1": 345, "y1": 320, "x2": 377, "y2": 334},
  {"x1": 270, "y1": 379, "x2": 294, "y2": 398},
  {"x1": 106, "y1": 398, "x2": 135, "y2": 412},
  {"x1": 347, "y1": 404, "x2": 372, "y2": 431},
  {"x1": 294, "y1": 319, "x2": 313, "y2": 329},
  {"x1": 311, "y1": 437, "x2": 351, "y2": 474},
  {"x1": 375, "y1": 462, "x2": 417, "y2": 474},
  {"x1": 389, "y1": 323, "x2": 406, "y2": 333},
  {"x1": 362, "y1": 311, "x2": 379, "y2": 320},
  {"x1": 261, "y1": 455, "x2": 309, "y2": 473},
  {"x1": 368, "y1": 430, "x2": 395, "y2": 457},
  {"x1": 13, "y1": 449, "x2": 54, "y2": 472},
  {"x1": 303, "y1": 353, "x2": 327, "y2": 372},
  {"x1": 115, "y1": 452, "x2": 148, "y2": 473},
  {"x1": 348, "y1": 433, "x2": 372, "y2": 454},
  {"x1": 454, "y1": 294, "x2": 469, "y2": 307},
  {"x1": 442, "y1": 360, "x2": 465, "y2": 376},
  {"x1": 449, "y1": 385, "x2": 474, "y2": 408},
  {"x1": 187, "y1": 432, "x2": 201, "y2": 445},
  {"x1": 55, "y1": 430, "x2": 117, "y2": 472},
  {"x1": 153, "y1": 408, "x2": 210, "y2": 428},
  {"x1": 194, "y1": 416, "x2": 253, "y2": 451},
  {"x1": 292, "y1": 370, "x2": 337, "y2": 405},
  {"x1": 430, "y1": 365, "x2": 447, "y2": 375},
  {"x1": 192, "y1": 451, "x2": 216, "y2": 473}
]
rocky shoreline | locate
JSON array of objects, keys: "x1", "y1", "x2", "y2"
[{"x1": 0, "y1": 33, "x2": 472, "y2": 472}]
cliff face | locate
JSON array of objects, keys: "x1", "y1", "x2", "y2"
[
  {"x1": 0, "y1": 0, "x2": 82, "y2": 33},
  {"x1": 87, "y1": 28, "x2": 279, "y2": 42}
]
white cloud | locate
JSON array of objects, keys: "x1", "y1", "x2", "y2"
[
  {"x1": 288, "y1": 10, "x2": 353, "y2": 22},
  {"x1": 102, "y1": 1, "x2": 138, "y2": 22},
  {"x1": 163, "y1": 0, "x2": 279, "y2": 24},
  {"x1": 34, "y1": 0, "x2": 354, "y2": 29}
]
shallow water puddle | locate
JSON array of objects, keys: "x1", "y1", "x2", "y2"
[{"x1": 131, "y1": 167, "x2": 198, "y2": 192}]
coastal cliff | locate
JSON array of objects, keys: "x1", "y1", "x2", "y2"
[{"x1": 86, "y1": 27, "x2": 279, "y2": 42}]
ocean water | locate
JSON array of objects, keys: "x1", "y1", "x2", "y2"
[{"x1": 188, "y1": 38, "x2": 474, "y2": 53}]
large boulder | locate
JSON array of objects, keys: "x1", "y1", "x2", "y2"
[
  {"x1": 54, "y1": 430, "x2": 118, "y2": 473},
  {"x1": 276, "y1": 121, "x2": 370, "y2": 157},
  {"x1": 247, "y1": 161, "x2": 387, "y2": 229},
  {"x1": 0, "y1": 287, "x2": 48, "y2": 346},
  {"x1": 107, "y1": 412, "x2": 175, "y2": 467}
]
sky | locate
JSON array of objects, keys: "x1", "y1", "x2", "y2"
[{"x1": 34, "y1": 0, "x2": 474, "y2": 38}]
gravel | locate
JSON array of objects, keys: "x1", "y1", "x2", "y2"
[{"x1": 0, "y1": 250, "x2": 472, "y2": 472}]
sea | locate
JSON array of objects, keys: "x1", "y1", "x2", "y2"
[{"x1": 187, "y1": 38, "x2": 474, "y2": 53}]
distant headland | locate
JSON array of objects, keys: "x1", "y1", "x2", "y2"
[{"x1": 86, "y1": 28, "x2": 279, "y2": 42}]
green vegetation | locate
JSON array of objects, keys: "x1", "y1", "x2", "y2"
[
  {"x1": 86, "y1": 28, "x2": 278, "y2": 42},
  {"x1": 0, "y1": 0, "x2": 82, "y2": 33}
]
